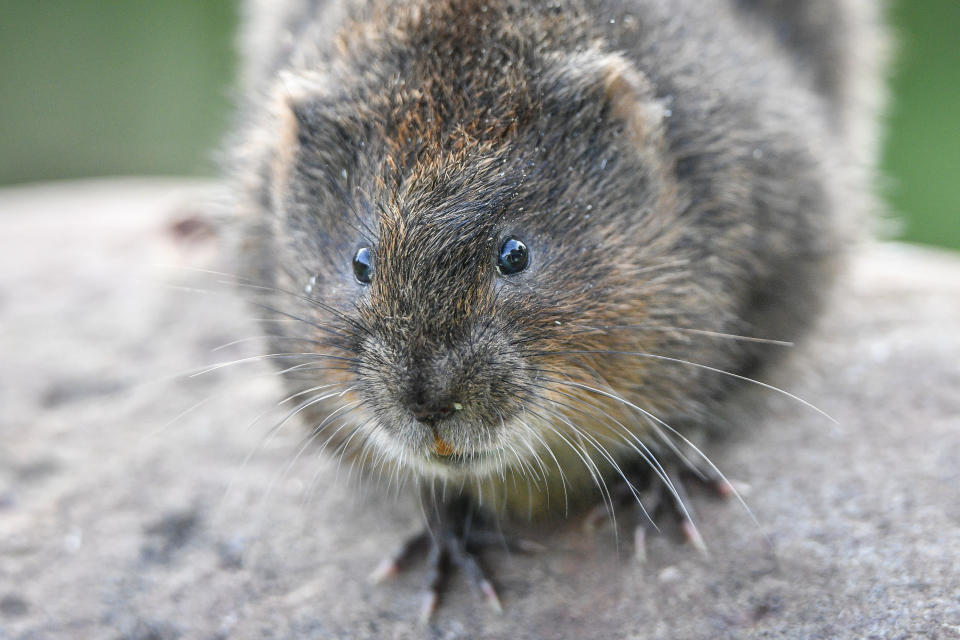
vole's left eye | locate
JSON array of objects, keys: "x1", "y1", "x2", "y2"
[
  {"x1": 497, "y1": 237, "x2": 529, "y2": 275},
  {"x1": 353, "y1": 246, "x2": 373, "y2": 284}
]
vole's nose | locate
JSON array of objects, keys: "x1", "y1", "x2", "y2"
[
  {"x1": 405, "y1": 376, "x2": 460, "y2": 423},
  {"x1": 407, "y1": 398, "x2": 456, "y2": 424},
  {"x1": 401, "y1": 350, "x2": 465, "y2": 423}
]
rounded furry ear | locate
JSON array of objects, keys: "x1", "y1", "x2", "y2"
[
  {"x1": 271, "y1": 69, "x2": 331, "y2": 141},
  {"x1": 546, "y1": 48, "x2": 668, "y2": 149},
  {"x1": 262, "y1": 70, "x2": 332, "y2": 209}
]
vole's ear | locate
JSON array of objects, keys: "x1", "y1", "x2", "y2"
[
  {"x1": 270, "y1": 69, "x2": 330, "y2": 151},
  {"x1": 261, "y1": 71, "x2": 332, "y2": 206},
  {"x1": 544, "y1": 49, "x2": 668, "y2": 149}
]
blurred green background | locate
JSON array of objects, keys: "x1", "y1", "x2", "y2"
[{"x1": 0, "y1": 1, "x2": 957, "y2": 249}]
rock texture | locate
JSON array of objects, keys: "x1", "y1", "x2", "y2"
[{"x1": 0, "y1": 179, "x2": 958, "y2": 639}]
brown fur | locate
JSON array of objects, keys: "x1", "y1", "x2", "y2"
[{"x1": 230, "y1": 0, "x2": 887, "y2": 516}]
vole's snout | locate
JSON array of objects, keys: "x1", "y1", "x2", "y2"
[{"x1": 361, "y1": 312, "x2": 527, "y2": 471}]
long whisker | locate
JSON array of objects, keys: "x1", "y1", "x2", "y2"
[
  {"x1": 161, "y1": 278, "x2": 356, "y2": 340},
  {"x1": 210, "y1": 334, "x2": 345, "y2": 353},
  {"x1": 281, "y1": 405, "x2": 361, "y2": 490},
  {"x1": 507, "y1": 420, "x2": 550, "y2": 489},
  {"x1": 334, "y1": 413, "x2": 374, "y2": 472},
  {"x1": 302, "y1": 420, "x2": 377, "y2": 509},
  {"x1": 565, "y1": 324, "x2": 794, "y2": 346},
  {"x1": 520, "y1": 405, "x2": 632, "y2": 533},
  {"x1": 515, "y1": 418, "x2": 570, "y2": 515},
  {"x1": 256, "y1": 399, "x2": 364, "y2": 517},
  {"x1": 640, "y1": 415, "x2": 770, "y2": 548},
  {"x1": 190, "y1": 352, "x2": 362, "y2": 378},
  {"x1": 530, "y1": 349, "x2": 836, "y2": 423},
  {"x1": 162, "y1": 264, "x2": 373, "y2": 339},
  {"x1": 238, "y1": 386, "x2": 359, "y2": 482},
  {"x1": 519, "y1": 392, "x2": 662, "y2": 529},
  {"x1": 522, "y1": 406, "x2": 615, "y2": 524},
  {"x1": 215, "y1": 385, "x2": 357, "y2": 521},
  {"x1": 534, "y1": 356, "x2": 690, "y2": 487},
  {"x1": 529, "y1": 379, "x2": 705, "y2": 535},
  {"x1": 520, "y1": 385, "x2": 676, "y2": 521}
]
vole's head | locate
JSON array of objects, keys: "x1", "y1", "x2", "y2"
[{"x1": 246, "y1": 6, "x2": 687, "y2": 483}]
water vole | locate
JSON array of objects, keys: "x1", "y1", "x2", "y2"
[{"x1": 229, "y1": 0, "x2": 885, "y2": 616}]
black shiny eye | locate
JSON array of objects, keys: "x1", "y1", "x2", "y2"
[
  {"x1": 352, "y1": 246, "x2": 373, "y2": 284},
  {"x1": 497, "y1": 237, "x2": 529, "y2": 275}
]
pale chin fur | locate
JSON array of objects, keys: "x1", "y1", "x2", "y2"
[{"x1": 364, "y1": 418, "x2": 531, "y2": 481}]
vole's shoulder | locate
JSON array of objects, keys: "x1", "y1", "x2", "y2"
[{"x1": 730, "y1": 0, "x2": 888, "y2": 159}]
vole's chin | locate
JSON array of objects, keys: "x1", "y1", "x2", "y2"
[
  {"x1": 420, "y1": 449, "x2": 504, "y2": 478},
  {"x1": 365, "y1": 423, "x2": 515, "y2": 480}
]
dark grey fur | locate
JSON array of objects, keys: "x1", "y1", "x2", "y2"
[{"x1": 229, "y1": 0, "x2": 886, "y2": 516}]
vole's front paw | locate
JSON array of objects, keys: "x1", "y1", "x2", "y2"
[
  {"x1": 369, "y1": 499, "x2": 540, "y2": 622},
  {"x1": 584, "y1": 461, "x2": 734, "y2": 562}
]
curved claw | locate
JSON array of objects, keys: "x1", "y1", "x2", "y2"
[
  {"x1": 368, "y1": 557, "x2": 400, "y2": 584},
  {"x1": 368, "y1": 531, "x2": 430, "y2": 584},
  {"x1": 418, "y1": 591, "x2": 439, "y2": 624},
  {"x1": 633, "y1": 525, "x2": 648, "y2": 564},
  {"x1": 479, "y1": 579, "x2": 503, "y2": 614},
  {"x1": 680, "y1": 519, "x2": 709, "y2": 557}
]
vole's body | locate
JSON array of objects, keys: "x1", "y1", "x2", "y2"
[{"x1": 231, "y1": 0, "x2": 885, "y2": 594}]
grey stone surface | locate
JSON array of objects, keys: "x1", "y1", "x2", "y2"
[{"x1": 0, "y1": 179, "x2": 957, "y2": 639}]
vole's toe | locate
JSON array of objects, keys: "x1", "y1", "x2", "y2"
[{"x1": 368, "y1": 531, "x2": 430, "y2": 583}]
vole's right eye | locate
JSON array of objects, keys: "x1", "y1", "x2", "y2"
[
  {"x1": 352, "y1": 247, "x2": 373, "y2": 284},
  {"x1": 497, "y1": 237, "x2": 529, "y2": 276}
]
